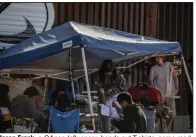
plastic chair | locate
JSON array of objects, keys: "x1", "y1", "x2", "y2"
[{"x1": 48, "y1": 106, "x2": 80, "y2": 133}]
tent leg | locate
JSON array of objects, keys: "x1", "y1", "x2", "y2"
[
  {"x1": 69, "y1": 49, "x2": 76, "y2": 101},
  {"x1": 81, "y1": 46, "x2": 95, "y2": 130},
  {"x1": 43, "y1": 76, "x2": 48, "y2": 105},
  {"x1": 71, "y1": 80, "x2": 76, "y2": 102},
  {"x1": 181, "y1": 55, "x2": 193, "y2": 93}
]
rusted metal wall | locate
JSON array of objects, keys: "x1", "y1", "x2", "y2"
[
  {"x1": 53, "y1": 3, "x2": 157, "y2": 35},
  {"x1": 157, "y1": 2, "x2": 193, "y2": 115},
  {"x1": 51, "y1": 2, "x2": 193, "y2": 114}
]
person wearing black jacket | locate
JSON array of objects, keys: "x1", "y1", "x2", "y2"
[{"x1": 112, "y1": 93, "x2": 147, "y2": 133}]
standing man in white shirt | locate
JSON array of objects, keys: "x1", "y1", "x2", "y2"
[{"x1": 149, "y1": 55, "x2": 179, "y2": 132}]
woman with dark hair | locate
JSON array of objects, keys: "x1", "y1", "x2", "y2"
[
  {"x1": 54, "y1": 93, "x2": 71, "y2": 112},
  {"x1": 49, "y1": 86, "x2": 65, "y2": 105},
  {"x1": 95, "y1": 60, "x2": 128, "y2": 103},
  {"x1": 94, "y1": 60, "x2": 128, "y2": 133},
  {"x1": 94, "y1": 60, "x2": 114, "y2": 133},
  {"x1": 113, "y1": 69, "x2": 127, "y2": 93},
  {"x1": 49, "y1": 85, "x2": 71, "y2": 112}
]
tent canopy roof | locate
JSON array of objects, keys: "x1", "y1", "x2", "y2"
[{"x1": 0, "y1": 21, "x2": 181, "y2": 79}]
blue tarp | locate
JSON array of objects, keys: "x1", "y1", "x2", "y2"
[{"x1": 0, "y1": 21, "x2": 181, "y2": 70}]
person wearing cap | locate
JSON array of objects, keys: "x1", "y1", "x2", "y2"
[{"x1": 149, "y1": 56, "x2": 179, "y2": 132}]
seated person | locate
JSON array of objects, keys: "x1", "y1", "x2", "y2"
[
  {"x1": 48, "y1": 84, "x2": 71, "y2": 110},
  {"x1": 112, "y1": 93, "x2": 147, "y2": 133},
  {"x1": 11, "y1": 86, "x2": 43, "y2": 120},
  {"x1": 49, "y1": 85, "x2": 70, "y2": 106},
  {"x1": 54, "y1": 93, "x2": 71, "y2": 112},
  {"x1": 11, "y1": 86, "x2": 46, "y2": 132},
  {"x1": 0, "y1": 84, "x2": 12, "y2": 132}
]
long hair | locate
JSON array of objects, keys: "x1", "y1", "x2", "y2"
[{"x1": 99, "y1": 59, "x2": 114, "y2": 83}]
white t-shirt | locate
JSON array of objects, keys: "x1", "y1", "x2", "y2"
[{"x1": 150, "y1": 62, "x2": 177, "y2": 98}]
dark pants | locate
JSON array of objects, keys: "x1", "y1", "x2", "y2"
[
  {"x1": 100, "y1": 115, "x2": 110, "y2": 133},
  {"x1": 98, "y1": 106, "x2": 110, "y2": 133}
]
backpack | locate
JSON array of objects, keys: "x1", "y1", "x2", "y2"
[{"x1": 128, "y1": 86, "x2": 163, "y2": 105}]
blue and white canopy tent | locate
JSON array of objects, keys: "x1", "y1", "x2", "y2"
[{"x1": 0, "y1": 21, "x2": 191, "y2": 130}]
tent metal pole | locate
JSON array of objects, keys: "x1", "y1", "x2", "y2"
[
  {"x1": 81, "y1": 45, "x2": 95, "y2": 130},
  {"x1": 48, "y1": 71, "x2": 69, "y2": 77},
  {"x1": 73, "y1": 69, "x2": 99, "y2": 81},
  {"x1": 48, "y1": 76, "x2": 70, "y2": 81},
  {"x1": 33, "y1": 76, "x2": 45, "y2": 80},
  {"x1": 71, "y1": 81, "x2": 75, "y2": 101},
  {"x1": 181, "y1": 54, "x2": 193, "y2": 93},
  {"x1": 73, "y1": 69, "x2": 98, "y2": 72},
  {"x1": 69, "y1": 49, "x2": 76, "y2": 101},
  {"x1": 115, "y1": 53, "x2": 159, "y2": 69},
  {"x1": 127, "y1": 52, "x2": 140, "y2": 56},
  {"x1": 43, "y1": 75, "x2": 48, "y2": 105},
  {"x1": 112, "y1": 50, "x2": 125, "y2": 55}
]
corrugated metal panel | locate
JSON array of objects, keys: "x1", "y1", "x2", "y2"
[
  {"x1": 52, "y1": 2, "x2": 192, "y2": 114},
  {"x1": 0, "y1": 3, "x2": 54, "y2": 49},
  {"x1": 53, "y1": 3, "x2": 152, "y2": 33},
  {"x1": 0, "y1": 3, "x2": 54, "y2": 35},
  {"x1": 157, "y1": 2, "x2": 193, "y2": 115}
]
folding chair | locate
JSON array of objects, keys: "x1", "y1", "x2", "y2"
[{"x1": 48, "y1": 106, "x2": 80, "y2": 133}]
